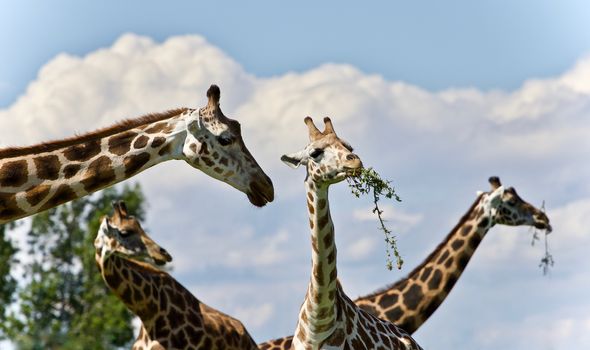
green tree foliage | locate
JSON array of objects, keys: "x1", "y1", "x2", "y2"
[
  {"x1": 4, "y1": 184, "x2": 146, "y2": 350},
  {"x1": 0, "y1": 222, "x2": 19, "y2": 340}
]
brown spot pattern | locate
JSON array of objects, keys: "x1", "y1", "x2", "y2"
[
  {"x1": 63, "y1": 139, "x2": 101, "y2": 161},
  {"x1": 33, "y1": 155, "x2": 60, "y2": 180},
  {"x1": 124, "y1": 153, "x2": 151, "y2": 177},
  {"x1": 109, "y1": 131, "x2": 137, "y2": 156},
  {"x1": 158, "y1": 144, "x2": 172, "y2": 156},
  {"x1": 0, "y1": 192, "x2": 25, "y2": 220},
  {"x1": 0, "y1": 160, "x2": 28, "y2": 187},
  {"x1": 144, "y1": 122, "x2": 167, "y2": 134},
  {"x1": 26, "y1": 184, "x2": 51, "y2": 207},
  {"x1": 40, "y1": 184, "x2": 77, "y2": 211},
  {"x1": 133, "y1": 135, "x2": 149, "y2": 149},
  {"x1": 63, "y1": 164, "x2": 81, "y2": 179},
  {"x1": 81, "y1": 156, "x2": 116, "y2": 192},
  {"x1": 151, "y1": 137, "x2": 166, "y2": 148},
  {"x1": 428, "y1": 269, "x2": 443, "y2": 290}
]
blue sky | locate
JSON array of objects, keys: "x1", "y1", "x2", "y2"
[
  {"x1": 2, "y1": 2, "x2": 590, "y2": 349},
  {"x1": 2, "y1": 0, "x2": 590, "y2": 107}
]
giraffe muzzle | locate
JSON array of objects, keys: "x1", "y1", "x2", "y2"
[
  {"x1": 247, "y1": 175, "x2": 274, "y2": 207},
  {"x1": 533, "y1": 212, "x2": 552, "y2": 233}
]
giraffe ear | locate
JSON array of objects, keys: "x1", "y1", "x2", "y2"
[
  {"x1": 103, "y1": 216, "x2": 114, "y2": 232},
  {"x1": 281, "y1": 154, "x2": 302, "y2": 168},
  {"x1": 280, "y1": 150, "x2": 308, "y2": 169},
  {"x1": 117, "y1": 201, "x2": 129, "y2": 217}
]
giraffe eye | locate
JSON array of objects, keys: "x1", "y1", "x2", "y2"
[
  {"x1": 217, "y1": 135, "x2": 233, "y2": 146},
  {"x1": 119, "y1": 229, "x2": 133, "y2": 236},
  {"x1": 310, "y1": 148, "x2": 324, "y2": 159}
]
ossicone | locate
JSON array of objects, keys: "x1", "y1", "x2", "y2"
[
  {"x1": 489, "y1": 176, "x2": 502, "y2": 190},
  {"x1": 206, "y1": 84, "x2": 221, "y2": 105}
]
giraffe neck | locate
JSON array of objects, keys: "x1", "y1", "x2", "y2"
[
  {"x1": 294, "y1": 179, "x2": 339, "y2": 346},
  {"x1": 97, "y1": 251, "x2": 260, "y2": 350},
  {"x1": 0, "y1": 112, "x2": 189, "y2": 224},
  {"x1": 355, "y1": 195, "x2": 493, "y2": 333},
  {"x1": 96, "y1": 251, "x2": 166, "y2": 325}
]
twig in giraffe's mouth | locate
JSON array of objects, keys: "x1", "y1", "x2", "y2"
[
  {"x1": 530, "y1": 200, "x2": 554, "y2": 276},
  {"x1": 346, "y1": 167, "x2": 404, "y2": 270}
]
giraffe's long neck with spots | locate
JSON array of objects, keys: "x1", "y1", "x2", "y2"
[
  {"x1": 96, "y1": 251, "x2": 165, "y2": 326},
  {"x1": 0, "y1": 114, "x2": 187, "y2": 224},
  {"x1": 97, "y1": 248, "x2": 260, "y2": 350},
  {"x1": 294, "y1": 179, "x2": 339, "y2": 347},
  {"x1": 355, "y1": 195, "x2": 493, "y2": 334}
]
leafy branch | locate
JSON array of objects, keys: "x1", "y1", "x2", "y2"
[
  {"x1": 531, "y1": 201, "x2": 554, "y2": 276},
  {"x1": 347, "y1": 167, "x2": 403, "y2": 270}
]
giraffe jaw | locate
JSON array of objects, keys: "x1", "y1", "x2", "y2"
[{"x1": 533, "y1": 220, "x2": 552, "y2": 233}]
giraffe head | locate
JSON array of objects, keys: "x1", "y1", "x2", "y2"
[
  {"x1": 181, "y1": 85, "x2": 274, "y2": 207},
  {"x1": 280, "y1": 117, "x2": 363, "y2": 185},
  {"x1": 479, "y1": 176, "x2": 552, "y2": 232},
  {"x1": 95, "y1": 201, "x2": 172, "y2": 266}
]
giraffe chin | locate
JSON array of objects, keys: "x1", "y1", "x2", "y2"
[
  {"x1": 534, "y1": 222, "x2": 553, "y2": 233},
  {"x1": 153, "y1": 258, "x2": 168, "y2": 266},
  {"x1": 247, "y1": 191, "x2": 270, "y2": 207}
]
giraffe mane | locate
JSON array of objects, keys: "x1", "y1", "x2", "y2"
[
  {"x1": 0, "y1": 108, "x2": 189, "y2": 159},
  {"x1": 356, "y1": 193, "x2": 485, "y2": 300}
]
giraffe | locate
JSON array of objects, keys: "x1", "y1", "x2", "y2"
[
  {"x1": 259, "y1": 176, "x2": 552, "y2": 349},
  {"x1": 277, "y1": 117, "x2": 422, "y2": 350},
  {"x1": 95, "y1": 201, "x2": 260, "y2": 350},
  {"x1": 353, "y1": 176, "x2": 552, "y2": 333},
  {"x1": 0, "y1": 85, "x2": 274, "y2": 224}
]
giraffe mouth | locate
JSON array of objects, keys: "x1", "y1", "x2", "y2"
[
  {"x1": 247, "y1": 178, "x2": 275, "y2": 207},
  {"x1": 150, "y1": 247, "x2": 173, "y2": 266},
  {"x1": 344, "y1": 166, "x2": 363, "y2": 177},
  {"x1": 534, "y1": 221, "x2": 552, "y2": 233},
  {"x1": 154, "y1": 258, "x2": 168, "y2": 266}
]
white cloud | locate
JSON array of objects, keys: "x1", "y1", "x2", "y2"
[
  {"x1": 475, "y1": 311, "x2": 590, "y2": 350},
  {"x1": 353, "y1": 204, "x2": 423, "y2": 233},
  {"x1": 1, "y1": 34, "x2": 589, "y2": 349},
  {"x1": 345, "y1": 236, "x2": 377, "y2": 261},
  {"x1": 233, "y1": 302, "x2": 275, "y2": 329}
]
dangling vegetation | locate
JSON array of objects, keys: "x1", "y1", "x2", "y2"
[
  {"x1": 347, "y1": 167, "x2": 403, "y2": 270},
  {"x1": 531, "y1": 201, "x2": 554, "y2": 276}
]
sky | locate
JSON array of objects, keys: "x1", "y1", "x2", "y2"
[{"x1": 1, "y1": 1, "x2": 590, "y2": 349}]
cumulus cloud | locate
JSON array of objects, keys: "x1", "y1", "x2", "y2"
[
  {"x1": 1, "y1": 33, "x2": 589, "y2": 349},
  {"x1": 353, "y1": 204, "x2": 423, "y2": 232}
]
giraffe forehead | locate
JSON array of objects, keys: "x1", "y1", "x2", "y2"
[{"x1": 310, "y1": 134, "x2": 353, "y2": 152}]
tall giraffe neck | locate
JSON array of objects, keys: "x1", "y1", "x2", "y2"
[
  {"x1": 355, "y1": 195, "x2": 492, "y2": 333},
  {"x1": 97, "y1": 252, "x2": 259, "y2": 350},
  {"x1": 0, "y1": 113, "x2": 186, "y2": 224},
  {"x1": 98, "y1": 252, "x2": 165, "y2": 324},
  {"x1": 295, "y1": 179, "x2": 339, "y2": 346},
  {"x1": 259, "y1": 195, "x2": 486, "y2": 350}
]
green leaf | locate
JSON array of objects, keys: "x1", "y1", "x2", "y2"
[{"x1": 347, "y1": 167, "x2": 403, "y2": 270}]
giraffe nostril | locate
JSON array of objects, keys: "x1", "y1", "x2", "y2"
[{"x1": 346, "y1": 154, "x2": 357, "y2": 160}]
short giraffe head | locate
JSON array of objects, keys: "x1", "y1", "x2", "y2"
[
  {"x1": 281, "y1": 117, "x2": 362, "y2": 185},
  {"x1": 182, "y1": 85, "x2": 274, "y2": 207},
  {"x1": 480, "y1": 176, "x2": 552, "y2": 232},
  {"x1": 95, "y1": 201, "x2": 172, "y2": 266}
]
